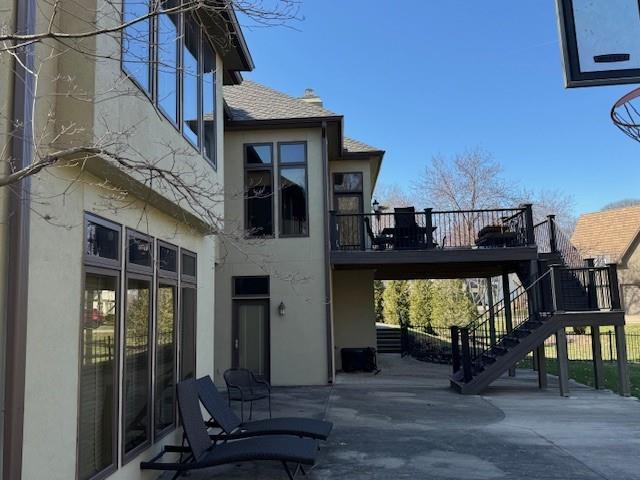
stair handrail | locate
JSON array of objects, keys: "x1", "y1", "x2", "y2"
[
  {"x1": 456, "y1": 270, "x2": 551, "y2": 376},
  {"x1": 552, "y1": 219, "x2": 584, "y2": 268}
]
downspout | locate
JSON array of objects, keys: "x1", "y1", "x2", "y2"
[
  {"x1": 3, "y1": 0, "x2": 35, "y2": 475},
  {"x1": 321, "y1": 121, "x2": 335, "y2": 383}
]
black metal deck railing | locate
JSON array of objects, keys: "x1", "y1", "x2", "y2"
[{"x1": 330, "y1": 205, "x2": 535, "y2": 252}]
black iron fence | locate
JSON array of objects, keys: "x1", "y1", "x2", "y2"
[
  {"x1": 330, "y1": 205, "x2": 535, "y2": 251},
  {"x1": 401, "y1": 325, "x2": 454, "y2": 364}
]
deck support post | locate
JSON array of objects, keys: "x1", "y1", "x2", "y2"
[
  {"x1": 591, "y1": 326, "x2": 604, "y2": 389},
  {"x1": 460, "y1": 328, "x2": 473, "y2": 383},
  {"x1": 532, "y1": 348, "x2": 538, "y2": 371},
  {"x1": 547, "y1": 214, "x2": 557, "y2": 253},
  {"x1": 615, "y1": 325, "x2": 631, "y2": 397},
  {"x1": 537, "y1": 344, "x2": 548, "y2": 389},
  {"x1": 607, "y1": 263, "x2": 622, "y2": 310},
  {"x1": 502, "y1": 272, "x2": 515, "y2": 377},
  {"x1": 522, "y1": 203, "x2": 536, "y2": 246},
  {"x1": 556, "y1": 328, "x2": 570, "y2": 397},
  {"x1": 486, "y1": 277, "x2": 496, "y2": 347}
]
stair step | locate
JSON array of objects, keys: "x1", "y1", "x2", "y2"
[
  {"x1": 491, "y1": 345, "x2": 509, "y2": 356},
  {"x1": 512, "y1": 329, "x2": 532, "y2": 338},
  {"x1": 481, "y1": 353, "x2": 497, "y2": 364},
  {"x1": 501, "y1": 336, "x2": 520, "y2": 348}
]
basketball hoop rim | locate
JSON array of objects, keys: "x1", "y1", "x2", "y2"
[{"x1": 611, "y1": 87, "x2": 640, "y2": 128}]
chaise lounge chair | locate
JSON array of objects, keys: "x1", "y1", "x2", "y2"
[
  {"x1": 140, "y1": 378, "x2": 318, "y2": 480},
  {"x1": 197, "y1": 375, "x2": 333, "y2": 441}
]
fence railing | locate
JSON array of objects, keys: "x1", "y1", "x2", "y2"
[
  {"x1": 400, "y1": 325, "x2": 454, "y2": 364},
  {"x1": 533, "y1": 215, "x2": 584, "y2": 268},
  {"x1": 550, "y1": 265, "x2": 620, "y2": 312},
  {"x1": 330, "y1": 205, "x2": 535, "y2": 251}
]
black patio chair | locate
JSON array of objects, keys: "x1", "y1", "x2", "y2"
[
  {"x1": 223, "y1": 368, "x2": 271, "y2": 421},
  {"x1": 140, "y1": 378, "x2": 317, "y2": 480},
  {"x1": 363, "y1": 216, "x2": 393, "y2": 250},
  {"x1": 196, "y1": 375, "x2": 333, "y2": 441},
  {"x1": 394, "y1": 207, "x2": 424, "y2": 249}
]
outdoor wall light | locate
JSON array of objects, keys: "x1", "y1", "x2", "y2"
[
  {"x1": 278, "y1": 301, "x2": 286, "y2": 317},
  {"x1": 372, "y1": 198, "x2": 380, "y2": 213}
]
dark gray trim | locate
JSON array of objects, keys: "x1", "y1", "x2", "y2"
[
  {"x1": 4, "y1": 0, "x2": 36, "y2": 474},
  {"x1": 277, "y1": 141, "x2": 309, "y2": 238},
  {"x1": 321, "y1": 121, "x2": 334, "y2": 383},
  {"x1": 226, "y1": 116, "x2": 343, "y2": 131}
]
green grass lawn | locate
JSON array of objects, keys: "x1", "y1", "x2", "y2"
[{"x1": 519, "y1": 358, "x2": 640, "y2": 399}]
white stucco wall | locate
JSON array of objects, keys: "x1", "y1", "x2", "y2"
[{"x1": 215, "y1": 128, "x2": 329, "y2": 386}]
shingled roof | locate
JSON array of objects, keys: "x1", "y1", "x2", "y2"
[
  {"x1": 223, "y1": 80, "x2": 339, "y2": 121},
  {"x1": 572, "y1": 205, "x2": 640, "y2": 263},
  {"x1": 343, "y1": 137, "x2": 383, "y2": 154}
]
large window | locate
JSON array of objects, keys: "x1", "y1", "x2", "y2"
[
  {"x1": 202, "y1": 36, "x2": 217, "y2": 166},
  {"x1": 78, "y1": 214, "x2": 198, "y2": 478},
  {"x1": 182, "y1": 17, "x2": 200, "y2": 147},
  {"x1": 121, "y1": 6, "x2": 219, "y2": 168},
  {"x1": 78, "y1": 215, "x2": 121, "y2": 480},
  {"x1": 279, "y1": 142, "x2": 308, "y2": 236},
  {"x1": 245, "y1": 144, "x2": 274, "y2": 237},
  {"x1": 122, "y1": 0, "x2": 151, "y2": 93},
  {"x1": 156, "y1": 0, "x2": 179, "y2": 124}
]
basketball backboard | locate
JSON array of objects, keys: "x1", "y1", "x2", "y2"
[{"x1": 557, "y1": 0, "x2": 640, "y2": 87}]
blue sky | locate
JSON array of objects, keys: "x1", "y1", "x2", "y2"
[{"x1": 240, "y1": 1, "x2": 640, "y2": 215}]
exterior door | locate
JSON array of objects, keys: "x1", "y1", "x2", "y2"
[
  {"x1": 232, "y1": 299, "x2": 270, "y2": 380},
  {"x1": 335, "y1": 193, "x2": 364, "y2": 249}
]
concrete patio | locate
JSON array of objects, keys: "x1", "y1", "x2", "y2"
[{"x1": 169, "y1": 354, "x2": 640, "y2": 480}]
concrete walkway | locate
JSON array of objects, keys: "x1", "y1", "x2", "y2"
[{"x1": 168, "y1": 355, "x2": 640, "y2": 479}]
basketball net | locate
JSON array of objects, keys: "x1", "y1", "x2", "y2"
[{"x1": 611, "y1": 87, "x2": 640, "y2": 142}]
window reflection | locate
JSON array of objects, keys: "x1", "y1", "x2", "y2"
[
  {"x1": 155, "y1": 284, "x2": 176, "y2": 435},
  {"x1": 86, "y1": 220, "x2": 119, "y2": 260},
  {"x1": 157, "y1": 0, "x2": 179, "y2": 122},
  {"x1": 246, "y1": 145, "x2": 272, "y2": 165},
  {"x1": 246, "y1": 169, "x2": 273, "y2": 236},
  {"x1": 78, "y1": 274, "x2": 117, "y2": 480},
  {"x1": 122, "y1": 0, "x2": 151, "y2": 92},
  {"x1": 123, "y1": 278, "x2": 151, "y2": 454},
  {"x1": 180, "y1": 286, "x2": 197, "y2": 380},
  {"x1": 280, "y1": 168, "x2": 308, "y2": 235},
  {"x1": 183, "y1": 18, "x2": 200, "y2": 146},
  {"x1": 202, "y1": 38, "x2": 216, "y2": 164}
]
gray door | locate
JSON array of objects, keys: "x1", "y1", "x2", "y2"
[{"x1": 232, "y1": 299, "x2": 270, "y2": 380}]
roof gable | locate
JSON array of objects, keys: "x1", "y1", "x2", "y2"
[{"x1": 572, "y1": 205, "x2": 640, "y2": 262}]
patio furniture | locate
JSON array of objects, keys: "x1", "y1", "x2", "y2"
[
  {"x1": 140, "y1": 378, "x2": 317, "y2": 480},
  {"x1": 475, "y1": 225, "x2": 518, "y2": 247},
  {"x1": 196, "y1": 375, "x2": 333, "y2": 441},
  {"x1": 223, "y1": 368, "x2": 271, "y2": 421},
  {"x1": 363, "y1": 216, "x2": 393, "y2": 250},
  {"x1": 393, "y1": 207, "x2": 426, "y2": 249}
]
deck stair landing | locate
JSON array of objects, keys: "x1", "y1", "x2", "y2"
[{"x1": 376, "y1": 324, "x2": 402, "y2": 353}]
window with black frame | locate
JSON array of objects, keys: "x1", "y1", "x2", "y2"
[
  {"x1": 78, "y1": 214, "x2": 121, "y2": 480},
  {"x1": 180, "y1": 250, "x2": 197, "y2": 381},
  {"x1": 182, "y1": 16, "x2": 200, "y2": 147},
  {"x1": 245, "y1": 144, "x2": 274, "y2": 236},
  {"x1": 333, "y1": 172, "x2": 364, "y2": 249},
  {"x1": 123, "y1": 230, "x2": 153, "y2": 458},
  {"x1": 122, "y1": 0, "x2": 151, "y2": 92},
  {"x1": 202, "y1": 36, "x2": 217, "y2": 166},
  {"x1": 156, "y1": 0, "x2": 180, "y2": 124},
  {"x1": 155, "y1": 241, "x2": 178, "y2": 437},
  {"x1": 279, "y1": 142, "x2": 308, "y2": 236}
]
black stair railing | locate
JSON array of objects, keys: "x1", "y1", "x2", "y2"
[{"x1": 452, "y1": 271, "x2": 551, "y2": 381}]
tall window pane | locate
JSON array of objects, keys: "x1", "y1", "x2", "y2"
[
  {"x1": 279, "y1": 143, "x2": 308, "y2": 236},
  {"x1": 123, "y1": 278, "x2": 151, "y2": 454},
  {"x1": 78, "y1": 274, "x2": 117, "y2": 480},
  {"x1": 182, "y1": 18, "x2": 200, "y2": 146},
  {"x1": 122, "y1": 0, "x2": 151, "y2": 92},
  {"x1": 155, "y1": 284, "x2": 176, "y2": 435},
  {"x1": 202, "y1": 39, "x2": 216, "y2": 165},
  {"x1": 280, "y1": 168, "x2": 308, "y2": 235},
  {"x1": 180, "y1": 286, "x2": 197, "y2": 380},
  {"x1": 157, "y1": 0, "x2": 179, "y2": 122},
  {"x1": 246, "y1": 169, "x2": 273, "y2": 236}
]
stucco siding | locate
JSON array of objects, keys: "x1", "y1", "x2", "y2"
[
  {"x1": 20, "y1": 168, "x2": 216, "y2": 479},
  {"x1": 215, "y1": 128, "x2": 328, "y2": 386},
  {"x1": 332, "y1": 269, "x2": 377, "y2": 371}
]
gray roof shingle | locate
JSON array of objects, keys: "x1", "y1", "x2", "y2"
[
  {"x1": 343, "y1": 137, "x2": 383, "y2": 154},
  {"x1": 223, "y1": 80, "x2": 339, "y2": 121}
]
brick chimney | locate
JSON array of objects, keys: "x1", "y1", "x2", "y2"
[{"x1": 300, "y1": 88, "x2": 323, "y2": 108}]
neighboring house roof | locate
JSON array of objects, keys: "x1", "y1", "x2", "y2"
[
  {"x1": 223, "y1": 80, "x2": 339, "y2": 122},
  {"x1": 572, "y1": 205, "x2": 640, "y2": 263}
]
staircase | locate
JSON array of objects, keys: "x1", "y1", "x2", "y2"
[
  {"x1": 450, "y1": 259, "x2": 621, "y2": 394},
  {"x1": 376, "y1": 325, "x2": 402, "y2": 353}
]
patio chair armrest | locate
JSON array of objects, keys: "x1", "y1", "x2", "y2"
[
  {"x1": 250, "y1": 371, "x2": 271, "y2": 392},
  {"x1": 226, "y1": 384, "x2": 246, "y2": 401}
]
